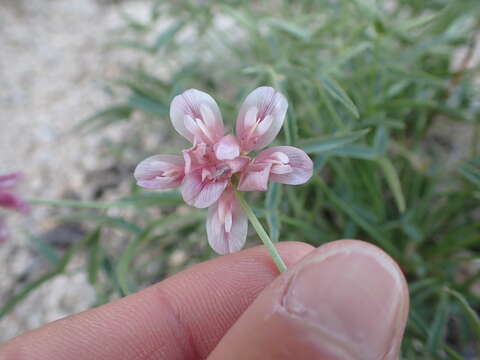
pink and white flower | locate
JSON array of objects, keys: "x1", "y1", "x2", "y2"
[
  {"x1": 0, "y1": 172, "x2": 30, "y2": 243},
  {"x1": 134, "y1": 87, "x2": 313, "y2": 254}
]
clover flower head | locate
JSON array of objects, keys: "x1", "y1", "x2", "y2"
[
  {"x1": 134, "y1": 87, "x2": 313, "y2": 254},
  {"x1": 0, "y1": 172, "x2": 30, "y2": 243}
]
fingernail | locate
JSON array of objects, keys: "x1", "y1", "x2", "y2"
[{"x1": 282, "y1": 243, "x2": 405, "y2": 359}]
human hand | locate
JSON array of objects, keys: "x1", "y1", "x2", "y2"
[{"x1": 0, "y1": 240, "x2": 409, "y2": 360}]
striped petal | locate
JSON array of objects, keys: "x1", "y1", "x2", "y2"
[
  {"x1": 237, "y1": 162, "x2": 273, "y2": 191},
  {"x1": 134, "y1": 154, "x2": 185, "y2": 190},
  {"x1": 181, "y1": 169, "x2": 228, "y2": 208},
  {"x1": 236, "y1": 87, "x2": 288, "y2": 152},
  {"x1": 170, "y1": 89, "x2": 224, "y2": 144},
  {"x1": 0, "y1": 190, "x2": 30, "y2": 214},
  {"x1": 255, "y1": 146, "x2": 313, "y2": 185},
  {"x1": 206, "y1": 188, "x2": 247, "y2": 254},
  {"x1": 214, "y1": 135, "x2": 240, "y2": 160},
  {"x1": 0, "y1": 172, "x2": 22, "y2": 189}
]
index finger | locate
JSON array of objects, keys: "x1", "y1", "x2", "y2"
[{"x1": 0, "y1": 242, "x2": 313, "y2": 360}]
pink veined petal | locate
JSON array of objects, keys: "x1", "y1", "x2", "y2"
[
  {"x1": 243, "y1": 107, "x2": 258, "y2": 129},
  {"x1": 256, "y1": 146, "x2": 313, "y2": 185},
  {"x1": 206, "y1": 188, "x2": 247, "y2": 255},
  {"x1": 214, "y1": 135, "x2": 240, "y2": 161},
  {"x1": 170, "y1": 89, "x2": 224, "y2": 144},
  {"x1": 237, "y1": 162, "x2": 273, "y2": 191},
  {"x1": 254, "y1": 115, "x2": 273, "y2": 136},
  {"x1": 0, "y1": 191, "x2": 30, "y2": 214},
  {"x1": 182, "y1": 143, "x2": 215, "y2": 174},
  {"x1": 0, "y1": 172, "x2": 22, "y2": 189},
  {"x1": 225, "y1": 156, "x2": 249, "y2": 174},
  {"x1": 181, "y1": 170, "x2": 228, "y2": 208},
  {"x1": 134, "y1": 154, "x2": 185, "y2": 190},
  {"x1": 271, "y1": 164, "x2": 292, "y2": 174},
  {"x1": 236, "y1": 87, "x2": 288, "y2": 152}
]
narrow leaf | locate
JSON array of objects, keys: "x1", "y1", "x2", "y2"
[
  {"x1": 318, "y1": 180, "x2": 398, "y2": 256},
  {"x1": 87, "y1": 227, "x2": 102, "y2": 285},
  {"x1": 265, "y1": 182, "x2": 282, "y2": 242},
  {"x1": 299, "y1": 129, "x2": 370, "y2": 154},
  {"x1": 427, "y1": 290, "x2": 450, "y2": 353},
  {"x1": 458, "y1": 158, "x2": 480, "y2": 187},
  {"x1": 445, "y1": 288, "x2": 480, "y2": 338},
  {"x1": 377, "y1": 157, "x2": 406, "y2": 213},
  {"x1": 127, "y1": 93, "x2": 168, "y2": 115},
  {"x1": 116, "y1": 212, "x2": 204, "y2": 294},
  {"x1": 266, "y1": 18, "x2": 311, "y2": 41},
  {"x1": 29, "y1": 191, "x2": 183, "y2": 209},
  {"x1": 373, "y1": 127, "x2": 388, "y2": 155},
  {"x1": 152, "y1": 21, "x2": 185, "y2": 51},
  {"x1": 327, "y1": 145, "x2": 379, "y2": 160},
  {"x1": 317, "y1": 75, "x2": 359, "y2": 118},
  {"x1": 75, "y1": 105, "x2": 133, "y2": 133}
]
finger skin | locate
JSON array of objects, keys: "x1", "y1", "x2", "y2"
[
  {"x1": 209, "y1": 240, "x2": 410, "y2": 360},
  {"x1": 0, "y1": 242, "x2": 313, "y2": 360}
]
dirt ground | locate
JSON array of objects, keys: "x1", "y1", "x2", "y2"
[{"x1": 0, "y1": 0, "x2": 150, "y2": 342}]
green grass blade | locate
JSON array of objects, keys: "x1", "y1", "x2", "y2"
[
  {"x1": 318, "y1": 179, "x2": 398, "y2": 256},
  {"x1": 458, "y1": 159, "x2": 480, "y2": 187},
  {"x1": 75, "y1": 105, "x2": 133, "y2": 133},
  {"x1": 299, "y1": 129, "x2": 369, "y2": 154},
  {"x1": 152, "y1": 21, "x2": 185, "y2": 51},
  {"x1": 266, "y1": 18, "x2": 311, "y2": 41},
  {"x1": 61, "y1": 214, "x2": 142, "y2": 235},
  {"x1": 265, "y1": 182, "x2": 282, "y2": 242},
  {"x1": 446, "y1": 288, "x2": 480, "y2": 339},
  {"x1": 317, "y1": 75, "x2": 360, "y2": 118},
  {"x1": 427, "y1": 289, "x2": 450, "y2": 353},
  {"x1": 87, "y1": 227, "x2": 103, "y2": 285},
  {"x1": 116, "y1": 212, "x2": 204, "y2": 294},
  {"x1": 377, "y1": 157, "x2": 406, "y2": 213},
  {"x1": 0, "y1": 271, "x2": 60, "y2": 318},
  {"x1": 327, "y1": 145, "x2": 379, "y2": 160},
  {"x1": 0, "y1": 228, "x2": 94, "y2": 318},
  {"x1": 28, "y1": 191, "x2": 184, "y2": 209}
]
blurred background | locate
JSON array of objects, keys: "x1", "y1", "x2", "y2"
[{"x1": 0, "y1": 0, "x2": 479, "y2": 358}]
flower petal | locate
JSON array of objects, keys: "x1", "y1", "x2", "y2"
[
  {"x1": 182, "y1": 143, "x2": 215, "y2": 174},
  {"x1": 206, "y1": 188, "x2": 247, "y2": 254},
  {"x1": 170, "y1": 89, "x2": 224, "y2": 144},
  {"x1": 236, "y1": 87, "x2": 288, "y2": 152},
  {"x1": 225, "y1": 156, "x2": 249, "y2": 174},
  {"x1": 214, "y1": 135, "x2": 240, "y2": 160},
  {"x1": 237, "y1": 162, "x2": 273, "y2": 191},
  {"x1": 134, "y1": 154, "x2": 185, "y2": 190},
  {"x1": 0, "y1": 172, "x2": 22, "y2": 189},
  {"x1": 256, "y1": 146, "x2": 313, "y2": 185},
  {"x1": 181, "y1": 170, "x2": 228, "y2": 208},
  {"x1": 0, "y1": 190, "x2": 30, "y2": 214}
]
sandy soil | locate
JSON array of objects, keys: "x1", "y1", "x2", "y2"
[{"x1": 0, "y1": 0, "x2": 150, "y2": 342}]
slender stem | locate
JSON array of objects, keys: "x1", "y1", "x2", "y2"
[{"x1": 235, "y1": 191, "x2": 287, "y2": 272}]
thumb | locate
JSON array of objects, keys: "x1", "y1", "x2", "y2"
[{"x1": 209, "y1": 240, "x2": 409, "y2": 360}]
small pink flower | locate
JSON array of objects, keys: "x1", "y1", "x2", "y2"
[
  {"x1": 0, "y1": 172, "x2": 30, "y2": 243},
  {"x1": 0, "y1": 172, "x2": 30, "y2": 214},
  {"x1": 135, "y1": 87, "x2": 313, "y2": 254}
]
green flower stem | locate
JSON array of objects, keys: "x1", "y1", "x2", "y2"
[{"x1": 236, "y1": 191, "x2": 287, "y2": 273}]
